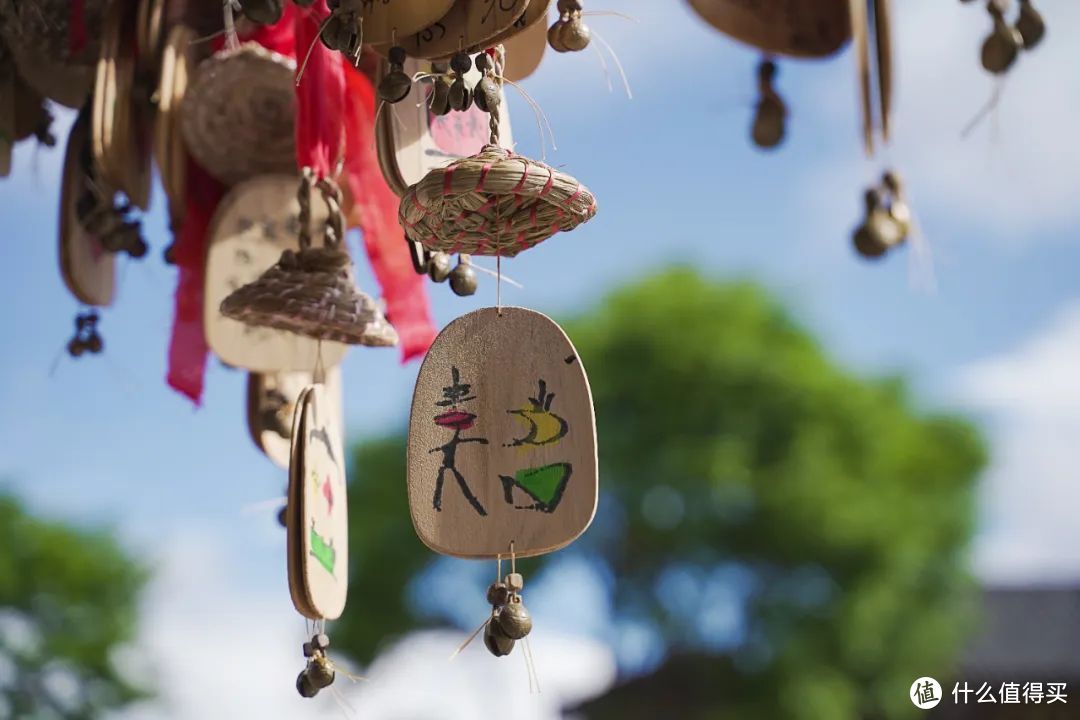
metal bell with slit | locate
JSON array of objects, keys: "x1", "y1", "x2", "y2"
[
  {"x1": 1016, "y1": 0, "x2": 1045, "y2": 50},
  {"x1": 484, "y1": 618, "x2": 516, "y2": 657},
  {"x1": 497, "y1": 597, "x2": 533, "y2": 640}
]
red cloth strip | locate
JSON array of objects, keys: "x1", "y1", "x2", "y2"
[
  {"x1": 166, "y1": 159, "x2": 226, "y2": 404},
  {"x1": 69, "y1": 0, "x2": 87, "y2": 55},
  {"x1": 293, "y1": 1, "x2": 340, "y2": 177}
]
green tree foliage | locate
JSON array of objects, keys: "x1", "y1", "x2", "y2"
[
  {"x1": 0, "y1": 493, "x2": 148, "y2": 719},
  {"x1": 339, "y1": 268, "x2": 986, "y2": 719}
]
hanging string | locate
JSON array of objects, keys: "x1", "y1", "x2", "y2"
[{"x1": 222, "y1": 0, "x2": 242, "y2": 51}]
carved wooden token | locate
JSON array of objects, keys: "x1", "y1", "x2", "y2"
[
  {"x1": 287, "y1": 386, "x2": 318, "y2": 618},
  {"x1": 376, "y1": 56, "x2": 514, "y2": 196},
  {"x1": 247, "y1": 367, "x2": 344, "y2": 470},
  {"x1": 289, "y1": 384, "x2": 349, "y2": 620},
  {"x1": 407, "y1": 307, "x2": 597, "y2": 559},
  {"x1": 354, "y1": 0, "x2": 457, "y2": 46},
  {"x1": 204, "y1": 175, "x2": 349, "y2": 372},
  {"x1": 391, "y1": 0, "x2": 531, "y2": 60},
  {"x1": 500, "y1": 0, "x2": 550, "y2": 82},
  {"x1": 58, "y1": 110, "x2": 115, "y2": 307},
  {"x1": 687, "y1": 0, "x2": 850, "y2": 58}
]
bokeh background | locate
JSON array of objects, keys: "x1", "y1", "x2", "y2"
[{"x1": 2, "y1": 1, "x2": 1080, "y2": 718}]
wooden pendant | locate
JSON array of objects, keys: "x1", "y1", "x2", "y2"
[
  {"x1": 387, "y1": 0, "x2": 531, "y2": 60},
  {"x1": 687, "y1": 0, "x2": 850, "y2": 58},
  {"x1": 354, "y1": 0, "x2": 457, "y2": 46},
  {"x1": 154, "y1": 24, "x2": 196, "y2": 229},
  {"x1": 287, "y1": 384, "x2": 349, "y2": 620},
  {"x1": 58, "y1": 110, "x2": 115, "y2": 307},
  {"x1": 247, "y1": 367, "x2": 343, "y2": 470},
  {"x1": 407, "y1": 307, "x2": 597, "y2": 559},
  {"x1": 203, "y1": 175, "x2": 348, "y2": 372},
  {"x1": 501, "y1": 1, "x2": 550, "y2": 82}
]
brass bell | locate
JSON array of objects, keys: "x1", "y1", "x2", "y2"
[
  {"x1": 1016, "y1": 0, "x2": 1045, "y2": 49},
  {"x1": 752, "y1": 95, "x2": 785, "y2": 149},
  {"x1": 430, "y1": 76, "x2": 452, "y2": 116},
  {"x1": 428, "y1": 252, "x2": 452, "y2": 282},
  {"x1": 449, "y1": 257, "x2": 478, "y2": 296},
  {"x1": 560, "y1": 19, "x2": 591, "y2": 52},
  {"x1": 486, "y1": 581, "x2": 510, "y2": 607},
  {"x1": 296, "y1": 670, "x2": 319, "y2": 698},
  {"x1": 378, "y1": 70, "x2": 412, "y2": 104},
  {"x1": 239, "y1": 0, "x2": 284, "y2": 25},
  {"x1": 981, "y1": 5, "x2": 1023, "y2": 74},
  {"x1": 852, "y1": 189, "x2": 902, "y2": 260},
  {"x1": 307, "y1": 656, "x2": 336, "y2": 689},
  {"x1": 496, "y1": 597, "x2": 533, "y2": 640},
  {"x1": 483, "y1": 618, "x2": 516, "y2": 657}
]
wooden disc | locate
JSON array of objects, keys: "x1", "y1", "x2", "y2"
[
  {"x1": 287, "y1": 386, "x2": 318, "y2": 618},
  {"x1": 500, "y1": 1, "x2": 550, "y2": 82},
  {"x1": 58, "y1": 111, "x2": 115, "y2": 307},
  {"x1": 288, "y1": 384, "x2": 349, "y2": 620},
  {"x1": 203, "y1": 175, "x2": 349, "y2": 372},
  {"x1": 247, "y1": 367, "x2": 344, "y2": 470},
  {"x1": 390, "y1": 0, "x2": 532, "y2": 60},
  {"x1": 155, "y1": 25, "x2": 196, "y2": 228},
  {"x1": 407, "y1": 307, "x2": 597, "y2": 559},
  {"x1": 687, "y1": 0, "x2": 850, "y2": 58},
  {"x1": 375, "y1": 56, "x2": 514, "y2": 196},
  {"x1": 355, "y1": 0, "x2": 457, "y2": 46}
]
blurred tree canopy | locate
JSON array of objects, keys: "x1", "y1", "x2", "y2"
[
  {"x1": 338, "y1": 268, "x2": 986, "y2": 720},
  {"x1": 0, "y1": 493, "x2": 147, "y2": 719}
]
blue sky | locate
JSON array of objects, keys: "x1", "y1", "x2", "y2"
[{"x1": 1, "y1": 1, "x2": 1079, "y2": 716}]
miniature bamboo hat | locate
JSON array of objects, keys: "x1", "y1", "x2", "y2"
[
  {"x1": 221, "y1": 175, "x2": 399, "y2": 347},
  {"x1": 180, "y1": 42, "x2": 297, "y2": 185},
  {"x1": 398, "y1": 144, "x2": 597, "y2": 258},
  {"x1": 0, "y1": 0, "x2": 104, "y2": 107},
  {"x1": 686, "y1": 0, "x2": 850, "y2": 58}
]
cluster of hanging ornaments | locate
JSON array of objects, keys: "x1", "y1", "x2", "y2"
[{"x1": 964, "y1": 0, "x2": 1044, "y2": 75}]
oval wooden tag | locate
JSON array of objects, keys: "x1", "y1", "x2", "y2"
[
  {"x1": 203, "y1": 175, "x2": 348, "y2": 372},
  {"x1": 392, "y1": 0, "x2": 531, "y2": 60},
  {"x1": 355, "y1": 0, "x2": 457, "y2": 46},
  {"x1": 247, "y1": 367, "x2": 343, "y2": 470},
  {"x1": 407, "y1": 307, "x2": 597, "y2": 559},
  {"x1": 687, "y1": 0, "x2": 850, "y2": 58},
  {"x1": 58, "y1": 110, "x2": 115, "y2": 307},
  {"x1": 288, "y1": 384, "x2": 349, "y2": 620},
  {"x1": 500, "y1": 0, "x2": 549, "y2": 82}
]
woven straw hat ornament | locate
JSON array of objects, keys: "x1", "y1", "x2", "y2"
[
  {"x1": 221, "y1": 173, "x2": 399, "y2": 347},
  {"x1": 0, "y1": 0, "x2": 105, "y2": 107},
  {"x1": 180, "y1": 42, "x2": 297, "y2": 186}
]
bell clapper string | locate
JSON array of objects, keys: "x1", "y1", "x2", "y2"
[
  {"x1": 960, "y1": 77, "x2": 1006, "y2": 140},
  {"x1": 297, "y1": 12, "x2": 338, "y2": 85}
]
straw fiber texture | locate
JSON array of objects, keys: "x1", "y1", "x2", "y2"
[
  {"x1": 399, "y1": 144, "x2": 596, "y2": 257},
  {"x1": 220, "y1": 246, "x2": 399, "y2": 347},
  {"x1": 180, "y1": 42, "x2": 296, "y2": 185}
]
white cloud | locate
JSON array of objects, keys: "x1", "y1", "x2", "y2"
[
  {"x1": 108, "y1": 529, "x2": 615, "y2": 720},
  {"x1": 955, "y1": 300, "x2": 1080, "y2": 584}
]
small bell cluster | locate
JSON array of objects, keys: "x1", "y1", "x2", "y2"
[
  {"x1": 852, "y1": 171, "x2": 911, "y2": 260},
  {"x1": 963, "y1": 0, "x2": 1045, "y2": 75},
  {"x1": 296, "y1": 632, "x2": 336, "y2": 698},
  {"x1": 483, "y1": 572, "x2": 533, "y2": 657},
  {"x1": 66, "y1": 311, "x2": 104, "y2": 358},
  {"x1": 421, "y1": 252, "x2": 478, "y2": 297},
  {"x1": 76, "y1": 190, "x2": 147, "y2": 259},
  {"x1": 751, "y1": 58, "x2": 786, "y2": 150},
  {"x1": 319, "y1": 1, "x2": 364, "y2": 60},
  {"x1": 548, "y1": 0, "x2": 591, "y2": 53}
]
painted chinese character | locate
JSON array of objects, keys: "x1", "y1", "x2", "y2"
[
  {"x1": 1000, "y1": 682, "x2": 1021, "y2": 704},
  {"x1": 499, "y1": 379, "x2": 573, "y2": 513},
  {"x1": 1047, "y1": 683, "x2": 1068, "y2": 704},
  {"x1": 1024, "y1": 681, "x2": 1044, "y2": 704},
  {"x1": 913, "y1": 681, "x2": 938, "y2": 706},
  {"x1": 977, "y1": 683, "x2": 997, "y2": 703},
  {"x1": 953, "y1": 682, "x2": 973, "y2": 704},
  {"x1": 430, "y1": 367, "x2": 489, "y2": 516}
]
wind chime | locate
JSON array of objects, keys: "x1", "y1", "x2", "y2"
[{"x1": 962, "y1": 0, "x2": 1044, "y2": 75}]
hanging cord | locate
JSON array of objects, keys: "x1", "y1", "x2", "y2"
[{"x1": 222, "y1": 0, "x2": 241, "y2": 51}]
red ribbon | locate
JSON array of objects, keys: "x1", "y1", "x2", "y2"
[
  {"x1": 166, "y1": 160, "x2": 226, "y2": 404},
  {"x1": 69, "y1": 0, "x2": 87, "y2": 56}
]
